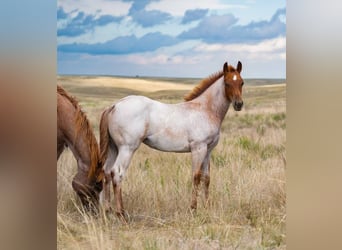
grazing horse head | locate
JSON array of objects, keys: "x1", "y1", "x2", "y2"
[
  {"x1": 223, "y1": 61, "x2": 244, "y2": 111},
  {"x1": 72, "y1": 166, "x2": 104, "y2": 211}
]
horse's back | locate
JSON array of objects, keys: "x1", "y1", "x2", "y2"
[
  {"x1": 112, "y1": 95, "x2": 156, "y2": 119},
  {"x1": 107, "y1": 96, "x2": 158, "y2": 146}
]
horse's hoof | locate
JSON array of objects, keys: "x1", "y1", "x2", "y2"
[
  {"x1": 116, "y1": 211, "x2": 128, "y2": 224},
  {"x1": 104, "y1": 205, "x2": 113, "y2": 214}
]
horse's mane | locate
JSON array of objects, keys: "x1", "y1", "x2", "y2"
[
  {"x1": 57, "y1": 85, "x2": 100, "y2": 181},
  {"x1": 184, "y1": 71, "x2": 224, "y2": 101}
]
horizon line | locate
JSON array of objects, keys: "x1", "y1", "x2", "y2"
[{"x1": 57, "y1": 73, "x2": 286, "y2": 80}]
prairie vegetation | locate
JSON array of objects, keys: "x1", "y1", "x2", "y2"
[{"x1": 57, "y1": 76, "x2": 286, "y2": 249}]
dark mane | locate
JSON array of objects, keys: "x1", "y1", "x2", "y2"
[
  {"x1": 57, "y1": 85, "x2": 100, "y2": 181},
  {"x1": 184, "y1": 71, "x2": 224, "y2": 101}
]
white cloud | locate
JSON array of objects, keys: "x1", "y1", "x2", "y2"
[
  {"x1": 125, "y1": 53, "x2": 201, "y2": 65},
  {"x1": 125, "y1": 54, "x2": 169, "y2": 65},
  {"x1": 122, "y1": 40, "x2": 206, "y2": 65},
  {"x1": 279, "y1": 52, "x2": 286, "y2": 60},
  {"x1": 145, "y1": 0, "x2": 246, "y2": 16},
  {"x1": 195, "y1": 36, "x2": 286, "y2": 55},
  {"x1": 58, "y1": 0, "x2": 131, "y2": 17},
  {"x1": 99, "y1": 36, "x2": 285, "y2": 71}
]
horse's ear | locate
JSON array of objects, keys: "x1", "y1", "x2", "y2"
[
  {"x1": 223, "y1": 62, "x2": 228, "y2": 73},
  {"x1": 237, "y1": 61, "x2": 242, "y2": 73}
]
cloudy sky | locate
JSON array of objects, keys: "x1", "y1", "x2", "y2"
[{"x1": 57, "y1": 0, "x2": 286, "y2": 78}]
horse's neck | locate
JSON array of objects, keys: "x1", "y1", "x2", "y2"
[
  {"x1": 58, "y1": 94, "x2": 97, "y2": 185},
  {"x1": 67, "y1": 134, "x2": 92, "y2": 173},
  {"x1": 195, "y1": 77, "x2": 230, "y2": 123},
  {"x1": 63, "y1": 115, "x2": 93, "y2": 180},
  {"x1": 72, "y1": 124, "x2": 100, "y2": 185}
]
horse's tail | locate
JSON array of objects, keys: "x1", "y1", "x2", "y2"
[{"x1": 99, "y1": 105, "x2": 117, "y2": 169}]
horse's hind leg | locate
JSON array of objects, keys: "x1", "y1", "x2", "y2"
[
  {"x1": 101, "y1": 143, "x2": 118, "y2": 212},
  {"x1": 112, "y1": 172, "x2": 125, "y2": 222},
  {"x1": 102, "y1": 173, "x2": 112, "y2": 212},
  {"x1": 190, "y1": 143, "x2": 208, "y2": 210},
  {"x1": 110, "y1": 146, "x2": 136, "y2": 222}
]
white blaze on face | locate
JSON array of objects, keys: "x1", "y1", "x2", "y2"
[{"x1": 233, "y1": 74, "x2": 237, "y2": 81}]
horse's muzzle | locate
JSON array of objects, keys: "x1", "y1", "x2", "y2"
[{"x1": 233, "y1": 101, "x2": 243, "y2": 111}]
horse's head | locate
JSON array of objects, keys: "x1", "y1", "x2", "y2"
[
  {"x1": 72, "y1": 167, "x2": 104, "y2": 213},
  {"x1": 223, "y1": 61, "x2": 244, "y2": 111}
]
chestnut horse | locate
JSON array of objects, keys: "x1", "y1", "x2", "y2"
[
  {"x1": 57, "y1": 85, "x2": 103, "y2": 211},
  {"x1": 99, "y1": 61, "x2": 244, "y2": 220}
]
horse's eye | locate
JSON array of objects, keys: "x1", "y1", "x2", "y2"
[{"x1": 241, "y1": 81, "x2": 244, "y2": 86}]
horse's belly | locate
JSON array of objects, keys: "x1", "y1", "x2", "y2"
[{"x1": 143, "y1": 134, "x2": 190, "y2": 153}]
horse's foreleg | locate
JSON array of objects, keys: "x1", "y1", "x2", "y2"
[
  {"x1": 203, "y1": 161, "x2": 210, "y2": 207},
  {"x1": 190, "y1": 144, "x2": 208, "y2": 210},
  {"x1": 191, "y1": 169, "x2": 202, "y2": 210}
]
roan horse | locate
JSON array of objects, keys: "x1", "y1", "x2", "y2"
[
  {"x1": 57, "y1": 85, "x2": 103, "y2": 211},
  {"x1": 99, "y1": 61, "x2": 244, "y2": 220}
]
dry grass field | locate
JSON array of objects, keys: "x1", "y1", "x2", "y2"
[{"x1": 57, "y1": 75, "x2": 286, "y2": 249}]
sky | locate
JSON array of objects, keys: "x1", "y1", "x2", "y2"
[{"x1": 57, "y1": 0, "x2": 286, "y2": 78}]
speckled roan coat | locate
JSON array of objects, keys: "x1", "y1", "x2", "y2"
[{"x1": 99, "y1": 62, "x2": 244, "y2": 221}]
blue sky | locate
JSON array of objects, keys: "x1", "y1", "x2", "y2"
[{"x1": 57, "y1": 0, "x2": 286, "y2": 78}]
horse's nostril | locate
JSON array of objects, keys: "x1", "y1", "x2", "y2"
[{"x1": 235, "y1": 101, "x2": 243, "y2": 110}]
